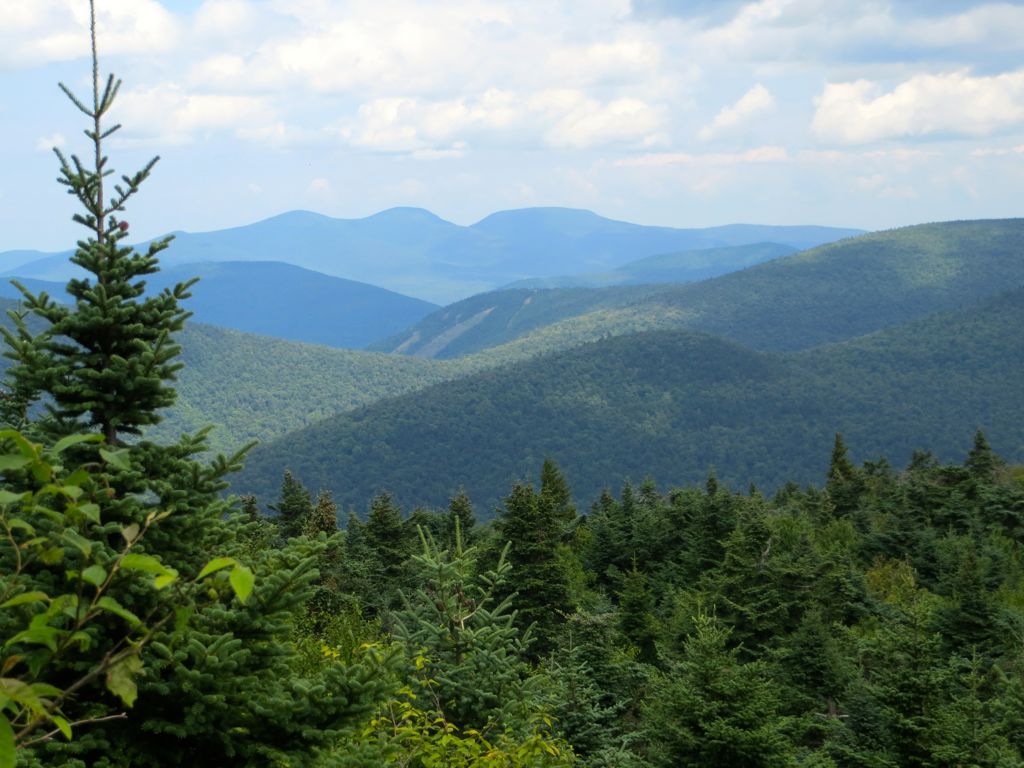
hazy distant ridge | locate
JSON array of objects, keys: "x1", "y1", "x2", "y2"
[{"x1": 0, "y1": 207, "x2": 864, "y2": 304}]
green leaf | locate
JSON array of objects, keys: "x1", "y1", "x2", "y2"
[
  {"x1": 7, "y1": 518, "x2": 34, "y2": 534},
  {"x1": 0, "y1": 455, "x2": 30, "y2": 471},
  {"x1": 0, "y1": 591, "x2": 50, "y2": 609},
  {"x1": 97, "y1": 596, "x2": 140, "y2": 626},
  {"x1": 0, "y1": 430, "x2": 37, "y2": 460},
  {"x1": 51, "y1": 714, "x2": 72, "y2": 740},
  {"x1": 121, "y1": 553, "x2": 170, "y2": 575},
  {"x1": 40, "y1": 547, "x2": 64, "y2": 565},
  {"x1": 153, "y1": 573, "x2": 178, "y2": 589},
  {"x1": 99, "y1": 448, "x2": 131, "y2": 471},
  {"x1": 0, "y1": 713, "x2": 13, "y2": 768},
  {"x1": 197, "y1": 557, "x2": 237, "y2": 579},
  {"x1": 5, "y1": 623, "x2": 59, "y2": 652},
  {"x1": 77, "y1": 502, "x2": 101, "y2": 523},
  {"x1": 229, "y1": 565, "x2": 255, "y2": 604},
  {"x1": 105, "y1": 653, "x2": 143, "y2": 707},
  {"x1": 121, "y1": 523, "x2": 140, "y2": 544},
  {"x1": 53, "y1": 433, "x2": 101, "y2": 454},
  {"x1": 0, "y1": 490, "x2": 28, "y2": 506},
  {"x1": 81, "y1": 564, "x2": 107, "y2": 587},
  {"x1": 61, "y1": 529, "x2": 93, "y2": 557}
]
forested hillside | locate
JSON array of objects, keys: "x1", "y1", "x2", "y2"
[
  {"x1": 235, "y1": 287, "x2": 1024, "y2": 513},
  {"x1": 379, "y1": 218, "x2": 1024, "y2": 360},
  {"x1": 370, "y1": 284, "x2": 664, "y2": 358},
  {"x1": 0, "y1": 297, "x2": 473, "y2": 455}
]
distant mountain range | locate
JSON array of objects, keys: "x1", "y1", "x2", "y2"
[
  {"x1": 0, "y1": 208, "x2": 863, "y2": 304},
  {"x1": 0, "y1": 262, "x2": 438, "y2": 350},
  {"x1": 503, "y1": 242, "x2": 799, "y2": 289}
]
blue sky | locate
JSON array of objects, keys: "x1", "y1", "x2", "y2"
[{"x1": 2, "y1": 0, "x2": 1024, "y2": 251}]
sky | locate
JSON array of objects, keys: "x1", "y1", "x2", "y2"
[{"x1": 2, "y1": 0, "x2": 1024, "y2": 251}]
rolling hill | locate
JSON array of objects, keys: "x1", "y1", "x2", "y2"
[
  {"x1": 0, "y1": 262, "x2": 438, "y2": 350},
  {"x1": 369, "y1": 284, "x2": 665, "y2": 358},
  {"x1": 0, "y1": 297, "x2": 472, "y2": 455},
  {"x1": 233, "y1": 286, "x2": 1024, "y2": 516},
  {"x1": 380, "y1": 218, "x2": 1024, "y2": 360},
  {"x1": 0, "y1": 208, "x2": 862, "y2": 304}
]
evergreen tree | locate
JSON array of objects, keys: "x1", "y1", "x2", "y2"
[
  {"x1": 617, "y1": 566, "x2": 659, "y2": 665},
  {"x1": 269, "y1": 469, "x2": 313, "y2": 539},
  {"x1": 391, "y1": 528, "x2": 541, "y2": 732},
  {"x1": 826, "y1": 433, "x2": 861, "y2": 515},
  {"x1": 445, "y1": 487, "x2": 476, "y2": 545},
  {"x1": 3, "y1": 9, "x2": 389, "y2": 763},
  {"x1": 540, "y1": 458, "x2": 576, "y2": 533},
  {"x1": 362, "y1": 492, "x2": 412, "y2": 616},
  {"x1": 966, "y1": 428, "x2": 1003, "y2": 479},
  {"x1": 495, "y1": 482, "x2": 574, "y2": 658},
  {"x1": 304, "y1": 489, "x2": 340, "y2": 536},
  {"x1": 642, "y1": 611, "x2": 794, "y2": 767}
]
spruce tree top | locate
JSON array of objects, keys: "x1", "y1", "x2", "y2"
[{"x1": 3, "y1": 0, "x2": 194, "y2": 445}]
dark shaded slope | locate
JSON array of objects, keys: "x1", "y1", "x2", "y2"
[
  {"x1": 0, "y1": 263, "x2": 438, "y2": 350},
  {"x1": 150, "y1": 262, "x2": 437, "y2": 349},
  {"x1": 233, "y1": 287, "x2": 1024, "y2": 516}
]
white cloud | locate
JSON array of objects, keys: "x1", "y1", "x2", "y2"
[
  {"x1": 544, "y1": 37, "x2": 662, "y2": 87},
  {"x1": 113, "y1": 83, "x2": 275, "y2": 145},
  {"x1": 617, "y1": 145, "x2": 789, "y2": 167},
  {"x1": 0, "y1": 0, "x2": 179, "y2": 70},
  {"x1": 534, "y1": 90, "x2": 665, "y2": 149},
  {"x1": 855, "y1": 173, "x2": 917, "y2": 199},
  {"x1": 341, "y1": 88, "x2": 665, "y2": 153},
  {"x1": 972, "y1": 144, "x2": 1024, "y2": 157},
  {"x1": 698, "y1": 83, "x2": 774, "y2": 140},
  {"x1": 35, "y1": 133, "x2": 66, "y2": 152},
  {"x1": 308, "y1": 178, "x2": 330, "y2": 193},
  {"x1": 812, "y1": 69, "x2": 1024, "y2": 145}
]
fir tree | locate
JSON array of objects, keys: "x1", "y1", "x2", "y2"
[
  {"x1": 540, "y1": 458, "x2": 576, "y2": 532},
  {"x1": 826, "y1": 433, "x2": 861, "y2": 515},
  {"x1": 495, "y1": 482, "x2": 574, "y2": 658},
  {"x1": 965, "y1": 429, "x2": 1003, "y2": 479},
  {"x1": 3, "y1": 8, "x2": 390, "y2": 763},
  {"x1": 617, "y1": 566, "x2": 659, "y2": 665},
  {"x1": 391, "y1": 527, "x2": 541, "y2": 733},
  {"x1": 642, "y1": 611, "x2": 794, "y2": 767},
  {"x1": 269, "y1": 469, "x2": 313, "y2": 539},
  {"x1": 304, "y1": 489, "x2": 340, "y2": 536},
  {"x1": 445, "y1": 487, "x2": 476, "y2": 545}
]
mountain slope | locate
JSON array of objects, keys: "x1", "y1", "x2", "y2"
[
  {"x1": 233, "y1": 287, "x2": 1024, "y2": 515},
  {"x1": 369, "y1": 284, "x2": 664, "y2": 358},
  {"x1": 1, "y1": 208, "x2": 862, "y2": 304},
  {"x1": 505, "y1": 242, "x2": 799, "y2": 289},
  {"x1": 0, "y1": 297, "x2": 470, "y2": 455},
  {"x1": 385, "y1": 218, "x2": 1024, "y2": 360},
  {"x1": 0, "y1": 262, "x2": 438, "y2": 350}
]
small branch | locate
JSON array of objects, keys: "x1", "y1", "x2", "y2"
[{"x1": 19, "y1": 712, "x2": 128, "y2": 749}]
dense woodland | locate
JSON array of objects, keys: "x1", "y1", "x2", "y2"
[{"x1": 237, "y1": 287, "x2": 1024, "y2": 513}]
